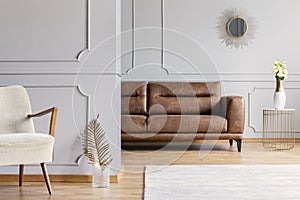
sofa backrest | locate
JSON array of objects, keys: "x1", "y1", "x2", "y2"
[
  {"x1": 148, "y1": 82, "x2": 221, "y2": 115},
  {"x1": 121, "y1": 81, "x2": 147, "y2": 115}
]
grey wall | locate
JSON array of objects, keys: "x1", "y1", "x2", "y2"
[
  {"x1": 121, "y1": 0, "x2": 300, "y2": 138},
  {"x1": 0, "y1": 0, "x2": 121, "y2": 175}
]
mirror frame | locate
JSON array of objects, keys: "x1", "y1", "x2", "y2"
[
  {"x1": 226, "y1": 17, "x2": 248, "y2": 38},
  {"x1": 216, "y1": 8, "x2": 256, "y2": 50}
]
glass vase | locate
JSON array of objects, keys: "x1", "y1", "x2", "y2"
[{"x1": 92, "y1": 166, "x2": 110, "y2": 188}]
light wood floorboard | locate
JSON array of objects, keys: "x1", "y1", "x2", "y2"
[{"x1": 1, "y1": 141, "x2": 300, "y2": 200}]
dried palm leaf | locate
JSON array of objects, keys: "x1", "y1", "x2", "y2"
[{"x1": 83, "y1": 114, "x2": 113, "y2": 169}]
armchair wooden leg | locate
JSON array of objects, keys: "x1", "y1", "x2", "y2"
[
  {"x1": 40, "y1": 163, "x2": 52, "y2": 195},
  {"x1": 229, "y1": 139, "x2": 233, "y2": 146},
  {"x1": 19, "y1": 164, "x2": 24, "y2": 186},
  {"x1": 236, "y1": 139, "x2": 242, "y2": 152}
]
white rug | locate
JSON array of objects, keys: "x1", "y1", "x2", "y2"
[{"x1": 144, "y1": 165, "x2": 300, "y2": 200}]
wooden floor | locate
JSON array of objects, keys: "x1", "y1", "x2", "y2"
[{"x1": 1, "y1": 141, "x2": 300, "y2": 200}]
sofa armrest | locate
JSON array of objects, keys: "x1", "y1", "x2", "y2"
[{"x1": 220, "y1": 96, "x2": 245, "y2": 133}]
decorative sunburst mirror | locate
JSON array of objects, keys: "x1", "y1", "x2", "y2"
[{"x1": 216, "y1": 8, "x2": 256, "y2": 49}]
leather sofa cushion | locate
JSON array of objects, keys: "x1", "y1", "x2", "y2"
[
  {"x1": 121, "y1": 82, "x2": 147, "y2": 114},
  {"x1": 149, "y1": 82, "x2": 221, "y2": 114},
  {"x1": 121, "y1": 115, "x2": 147, "y2": 133},
  {"x1": 122, "y1": 81, "x2": 147, "y2": 96},
  {"x1": 122, "y1": 96, "x2": 147, "y2": 114},
  {"x1": 148, "y1": 115, "x2": 227, "y2": 133}
]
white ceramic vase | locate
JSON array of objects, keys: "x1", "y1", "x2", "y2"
[
  {"x1": 92, "y1": 165, "x2": 110, "y2": 188},
  {"x1": 273, "y1": 80, "x2": 286, "y2": 110},
  {"x1": 273, "y1": 92, "x2": 286, "y2": 110}
]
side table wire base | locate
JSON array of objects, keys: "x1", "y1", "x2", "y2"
[{"x1": 263, "y1": 109, "x2": 295, "y2": 150}]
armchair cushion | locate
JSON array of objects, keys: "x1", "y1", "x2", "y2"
[{"x1": 0, "y1": 133, "x2": 54, "y2": 166}]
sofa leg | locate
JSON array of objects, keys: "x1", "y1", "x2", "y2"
[
  {"x1": 236, "y1": 139, "x2": 242, "y2": 152},
  {"x1": 19, "y1": 164, "x2": 24, "y2": 186},
  {"x1": 229, "y1": 139, "x2": 233, "y2": 146}
]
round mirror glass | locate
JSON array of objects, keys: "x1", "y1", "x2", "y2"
[{"x1": 227, "y1": 17, "x2": 248, "y2": 37}]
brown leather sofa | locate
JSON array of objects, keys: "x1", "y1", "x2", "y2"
[{"x1": 121, "y1": 81, "x2": 245, "y2": 152}]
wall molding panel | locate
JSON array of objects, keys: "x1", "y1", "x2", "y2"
[
  {"x1": 0, "y1": 0, "x2": 90, "y2": 63},
  {"x1": 22, "y1": 85, "x2": 89, "y2": 166},
  {"x1": 0, "y1": 0, "x2": 121, "y2": 175},
  {"x1": 24, "y1": 84, "x2": 90, "y2": 125},
  {"x1": 248, "y1": 86, "x2": 300, "y2": 133}
]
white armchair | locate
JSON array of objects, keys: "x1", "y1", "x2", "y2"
[{"x1": 0, "y1": 85, "x2": 58, "y2": 194}]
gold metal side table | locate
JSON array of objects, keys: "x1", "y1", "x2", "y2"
[{"x1": 263, "y1": 109, "x2": 295, "y2": 150}]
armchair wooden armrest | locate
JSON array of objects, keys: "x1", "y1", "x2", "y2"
[{"x1": 28, "y1": 107, "x2": 58, "y2": 136}]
